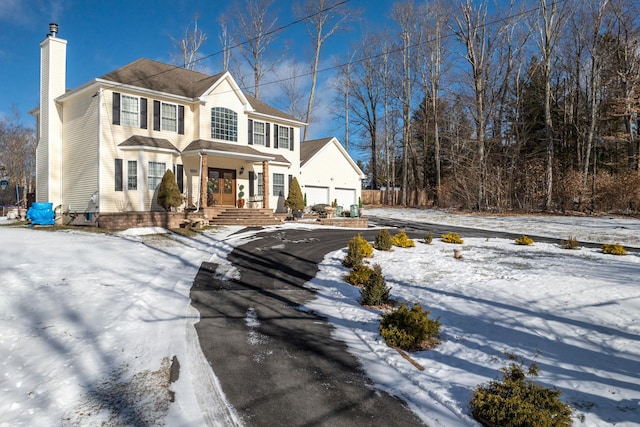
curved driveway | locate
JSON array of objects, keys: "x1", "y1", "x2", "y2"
[{"x1": 190, "y1": 227, "x2": 425, "y2": 427}]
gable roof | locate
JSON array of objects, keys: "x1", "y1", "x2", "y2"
[
  {"x1": 300, "y1": 137, "x2": 334, "y2": 166},
  {"x1": 245, "y1": 94, "x2": 304, "y2": 124},
  {"x1": 100, "y1": 58, "x2": 224, "y2": 98},
  {"x1": 301, "y1": 137, "x2": 366, "y2": 179}
]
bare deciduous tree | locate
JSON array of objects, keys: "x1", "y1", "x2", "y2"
[
  {"x1": 0, "y1": 108, "x2": 36, "y2": 205},
  {"x1": 170, "y1": 14, "x2": 207, "y2": 71}
]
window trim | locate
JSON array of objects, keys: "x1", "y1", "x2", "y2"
[
  {"x1": 127, "y1": 160, "x2": 138, "y2": 191},
  {"x1": 253, "y1": 120, "x2": 266, "y2": 146},
  {"x1": 161, "y1": 102, "x2": 178, "y2": 132},
  {"x1": 273, "y1": 173, "x2": 284, "y2": 197},
  {"x1": 120, "y1": 94, "x2": 140, "y2": 127}
]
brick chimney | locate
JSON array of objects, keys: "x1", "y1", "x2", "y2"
[{"x1": 37, "y1": 23, "x2": 67, "y2": 205}]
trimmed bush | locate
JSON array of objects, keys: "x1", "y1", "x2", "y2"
[
  {"x1": 343, "y1": 234, "x2": 374, "y2": 268},
  {"x1": 285, "y1": 177, "x2": 305, "y2": 212},
  {"x1": 424, "y1": 232, "x2": 433, "y2": 244},
  {"x1": 441, "y1": 232, "x2": 464, "y2": 244},
  {"x1": 515, "y1": 235, "x2": 534, "y2": 245},
  {"x1": 360, "y1": 264, "x2": 390, "y2": 306},
  {"x1": 344, "y1": 264, "x2": 374, "y2": 287},
  {"x1": 380, "y1": 303, "x2": 440, "y2": 352},
  {"x1": 391, "y1": 230, "x2": 415, "y2": 248},
  {"x1": 562, "y1": 236, "x2": 580, "y2": 250},
  {"x1": 602, "y1": 243, "x2": 627, "y2": 255},
  {"x1": 470, "y1": 359, "x2": 572, "y2": 427},
  {"x1": 157, "y1": 170, "x2": 182, "y2": 211},
  {"x1": 374, "y1": 229, "x2": 393, "y2": 251}
]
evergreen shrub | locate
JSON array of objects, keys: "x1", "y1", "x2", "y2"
[
  {"x1": 391, "y1": 230, "x2": 415, "y2": 248},
  {"x1": 441, "y1": 232, "x2": 464, "y2": 244},
  {"x1": 515, "y1": 235, "x2": 534, "y2": 245},
  {"x1": 157, "y1": 170, "x2": 182, "y2": 211},
  {"x1": 344, "y1": 264, "x2": 374, "y2": 287},
  {"x1": 360, "y1": 264, "x2": 390, "y2": 306},
  {"x1": 602, "y1": 243, "x2": 627, "y2": 255},
  {"x1": 285, "y1": 177, "x2": 305, "y2": 212},
  {"x1": 343, "y1": 234, "x2": 374, "y2": 268},
  {"x1": 380, "y1": 303, "x2": 440, "y2": 352},
  {"x1": 470, "y1": 359, "x2": 572, "y2": 427},
  {"x1": 374, "y1": 229, "x2": 393, "y2": 251}
]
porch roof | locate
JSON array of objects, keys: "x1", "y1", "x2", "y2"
[{"x1": 182, "y1": 139, "x2": 290, "y2": 165}]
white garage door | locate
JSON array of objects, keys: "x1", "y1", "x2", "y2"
[
  {"x1": 335, "y1": 188, "x2": 357, "y2": 208},
  {"x1": 304, "y1": 186, "x2": 330, "y2": 206}
]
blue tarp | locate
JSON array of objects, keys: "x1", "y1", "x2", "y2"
[{"x1": 26, "y1": 202, "x2": 55, "y2": 226}]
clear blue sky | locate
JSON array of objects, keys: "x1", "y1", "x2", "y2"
[{"x1": 0, "y1": 0, "x2": 394, "y2": 151}]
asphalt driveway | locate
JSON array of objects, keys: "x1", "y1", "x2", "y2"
[{"x1": 190, "y1": 227, "x2": 426, "y2": 427}]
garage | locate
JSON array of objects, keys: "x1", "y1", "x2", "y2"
[
  {"x1": 304, "y1": 185, "x2": 329, "y2": 206},
  {"x1": 335, "y1": 188, "x2": 357, "y2": 208}
]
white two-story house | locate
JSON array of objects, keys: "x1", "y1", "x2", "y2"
[{"x1": 31, "y1": 24, "x2": 364, "y2": 226}]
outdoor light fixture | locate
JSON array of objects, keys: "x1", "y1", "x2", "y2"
[{"x1": 239, "y1": 166, "x2": 244, "y2": 175}]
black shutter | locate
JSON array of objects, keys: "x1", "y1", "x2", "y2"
[
  {"x1": 140, "y1": 98, "x2": 147, "y2": 129},
  {"x1": 289, "y1": 127, "x2": 294, "y2": 151},
  {"x1": 249, "y1": 171, "x2": 255, "y2": 196},
  {"x1": 248, "y1": 119, "x2": 253, "y2": 145},
  {"x1": 274, "y1": 125, "x2": 279, "y2": 148},
  {"x1": 288, "y1": 174, "x2": 292, "y2": 188},
  {"x1": 178, "y1": 105, "x2": 185, "y2": 134},
  {"x1": 265, "y1": 122, "x2": 270, "y2": 147},
  {"x1": 153, "y1": 100, "x2": 160, "y2": 131},
  {"x1": 112, "y1": 92, "x2": 120, "y2": 125},
  {"x1": 176, "y1": 164, "x2": 184, "y2": 192},
  {"x1": 115, "y1": 159, "x2": 123, "y2": 191}
]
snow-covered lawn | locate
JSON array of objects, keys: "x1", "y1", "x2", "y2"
[{"x1": 1, "y1": 208, "x2": 639, "y2": 426}]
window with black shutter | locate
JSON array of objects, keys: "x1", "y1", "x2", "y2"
[
  {"x1": 248, "y1": 119, "x2": 253, "y2": 145},
  {"x1": 175, "y1": 164, "x2": 184, "y2": 193},
  {"x1": 115, "y1": 159, "x2": 123, "y2": 191},
  {"x1": 153, "y1": 100, "x2": 161, "y2": 131},
  {"x1": 112, "y1": 93, "x2": 120, "y2": 125},
  {"x1": 178, "y1": 105, "x2": 185, "y2": 134},
  {"x1": 140, "y1": 98, "x2": 148, "y2": 129},
  {"x1": 249, "y1": 171, "x2": 255, "y2": 196},
  {"x1": 290, "y1": 127, "x2": 294, "y2": 151}
]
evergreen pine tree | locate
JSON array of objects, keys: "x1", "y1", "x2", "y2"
[
  {"x1": 285, "y1": 177, "x2": 305, "y2": 212},
  {"x1": 157, "y1": 169, "x2": 182, "y2": 211}
]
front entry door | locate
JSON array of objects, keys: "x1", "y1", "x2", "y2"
[{"x1": 207, "y1": 168, "x2": 236, "y2": 206}]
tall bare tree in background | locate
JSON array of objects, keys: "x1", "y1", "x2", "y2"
[
  {"x1": 170, "y1": 15, "x2": 207, "y2": 70},
  {"x1": 228, "y1": 0, "x2": 279, "y2": 98},
  {"x1": 295, "y1": 0, "x2": 356, "y2": 140},
  {"x1": 218, "y1": 14, "x2": 231, "y2": 72},
  {"x1": 0, "y1": 108, "x2": 36, "y2": 205}
]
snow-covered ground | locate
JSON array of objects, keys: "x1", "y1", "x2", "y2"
[{"x1": 1, "y1": 208, "x2": 639, "y2": 426}]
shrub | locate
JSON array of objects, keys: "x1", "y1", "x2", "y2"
[
  {"x1": 344, "y1": 264, "x2": 374, "y2": 287},
  {"x1": 343, "y1": 234, "x2": 374, "y2": 268},
  {"x1": 602, "y1": 243, "x2": 627, "y2": 255},
  {"x1": 157, "y1": 169, "x2": 182, "y2": 211},
  {"x1": 374, "y1": 229, "x2": 393, "y2": 251},
  {"x1": 515, "y1": 235, "x2": 534, "y2": 245},
  {"x1": 424, "y1": 232, "x2": 433, "y2": 244},
  {"x1": 562, "y1": 236, "x2": 580, "y2": 250},
  {"x1": 391, "y1": 230, "x2": 415, "y2": 248},
  {"x1": 285, "y1": 177, "x2": 304, "y2": 212},
  {"x1": 360, "y1": 264, "x2": 390, "y2": 306},
  {"x1": 380, "y1": 303, "x2": 440, "y2": 352},
  {"x1": 470, "y1": 359, "x2": 572, "y2": 427},
  {"x1": 441, "y1": 232, "x2": 464, "y2": 244}
]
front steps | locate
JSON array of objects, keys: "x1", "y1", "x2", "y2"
[{"x1": 205, "y1": 207, "x2": 284, "y2": 226}]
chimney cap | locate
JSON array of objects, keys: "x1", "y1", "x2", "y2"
[{"x1": 49, "y1": 23, "x2": 59, "y2": 37}]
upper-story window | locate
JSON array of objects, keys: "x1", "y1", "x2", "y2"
[
  {"x1": 253, "y1": 121, "x2": 266, "y2": 146},
  {"x1": 276, "y1": 125, "x2": 290, "y2": 149},
  {"x1": 121, "y1": 95, "x2": 139, "y2": 127},
  {"x1": 211, "y1": 107, "x2": 238, "y2": 142},
  {"x1": 113, "y1": 92, "x2": 147, "y2": 128},
  {"x1": 161, "y1": 103, "x2": 177, "y2": 132}
]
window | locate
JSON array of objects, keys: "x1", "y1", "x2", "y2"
[
  {"x1": 273, "y1": 173, "x2": 284, "y2": 197},
  {"x1": 161, "y1": 103, "x2": 177, "y2": 132},
  {"x1": 253, "y1": 121, "x2": 266, "y2": 146},
  {"x1": 121, "y1": 95, "x2": 139, "y2": 126},
  {"x1": 148, "y1": 161, "x2": 166, "y2": 191},
  {"x1": 127, "y1": 160, "x2": 137, "y2": 190},
  {"x1": 211, "y1": 107, "x2": 238, "y2": 141},
  {"x1": 257, "y1": 172, "x2": 263, "y2": 196},
  {"x1": 276, "y1": 125, "x2": 290, "y2": 149}
]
